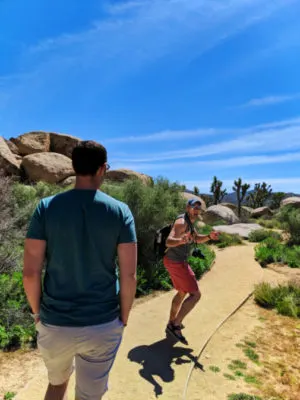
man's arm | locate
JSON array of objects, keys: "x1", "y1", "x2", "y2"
[
  {"x1": 193, "y1": 231, "x2": 219, "y2": 243},
  {"x1": 118, "y1": 242, "x2": 137, "y2": 326},
  {"x1": 23, "y1": 239, "x2": 46, "y2": 322}
]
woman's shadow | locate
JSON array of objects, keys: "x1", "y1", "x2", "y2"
[{"x1": 128, "y1": 335, "x2": 203, "y2": 397}]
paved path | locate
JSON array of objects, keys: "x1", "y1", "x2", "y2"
[{"x1": 16, "y1": 244, "x2": 264, "y2": 400}]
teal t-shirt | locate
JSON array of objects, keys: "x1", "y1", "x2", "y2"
[{"x1": 26, "y1": 189, "x2": 137, "y2": 327}]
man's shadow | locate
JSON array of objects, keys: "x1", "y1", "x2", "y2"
[{"x1": 128, "y1": 334, "x2": 204, "y2": 397}]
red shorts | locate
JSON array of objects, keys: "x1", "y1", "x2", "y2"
[{"x1": 163, "y1": 257, "x2": 199, "y2": 293}]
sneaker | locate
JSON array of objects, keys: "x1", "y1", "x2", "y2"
[{"x1": 166, "y1": 323, "x2": 188, "y2": 345}]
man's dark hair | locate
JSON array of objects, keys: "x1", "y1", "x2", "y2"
[{"x1": 72, "y1": 141, "x2": 107, "y2": 176}]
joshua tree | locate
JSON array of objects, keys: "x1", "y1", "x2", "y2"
[
  {"x1": 233, "y1": 178, "x2": 250, "y2": 217},
  {"x1": 270, "y1": 192, "x2": 285, "y2": 210},
  {"x1": 246, "y1": 182, "x2": 272, "y2": 209},
  {"x1": 210, "y1": 176, "x2": 227, "y2": 205},
  {"x1": 193, "y1": 186, "x2": 200, "y2": 196}
]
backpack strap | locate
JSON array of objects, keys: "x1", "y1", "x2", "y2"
[{"x1": 184, "y1": 212, "x2": 195, "y2": 234}]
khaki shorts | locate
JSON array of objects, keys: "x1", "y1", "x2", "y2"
[{"x1": 36, "y1": 317, "x2": 124, "y2": 400}]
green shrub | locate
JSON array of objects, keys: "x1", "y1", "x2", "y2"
[
  {"x1": 254, "y1": 281, "x2": 300, "y2": 318},
  {"x1": 276, "y1": 294, "x2": 299, "y2": 318},
  {"x1": 196, "y1": 224, "x2": 213, "y2": 235},
  {"x1": 255, "y1": 238, "x2": 300, "y2": 268},
  {"x1": 257, "y1": 218, "x2": 281, "y2": 229},
  {"x1": 216, "y1": 233, "x2": 243, "y2": 248},
  {"x1": 188, "y1": 244, "x2": 216, "y2": 279},
  {"x1": 4, "y1": 392, "x2": 16, "y2": 400},
  {"x1": 228, "y1": 394, "x2": 262, "y2": 400},
  {"x1": 277, "y1": 205, "x2": 300, "y2": 245},
  {"x1": 0, "y1": 272, "x2": 36, "y2": 350},
  {"x1": 103, "y1": 177, "x2": 186, "y2": 270},
  {"x1": 248, "y1": 229, "x2": 281, "y2": 243},
  {"x1": 253, "y1": 282, "x2": 277, "y2": 308}
]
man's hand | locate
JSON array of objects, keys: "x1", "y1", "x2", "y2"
[
  {"x1": 209, "y1": 231, "x2": 220, "y2": 241},
  {"x1": 180, "y1": 232, "x2": 192, "y2": 245}
]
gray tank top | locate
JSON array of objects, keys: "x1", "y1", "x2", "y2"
[
  {"x1": 165, "y1": 242, "x2": 192, "y2": 262},
  {"x1": 165, "y1": 213, "x2": 194, "y2": 262}
]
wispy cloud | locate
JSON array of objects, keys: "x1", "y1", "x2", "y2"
[
  {"x1": 105, "y1": 116, "x2": 300, "y2": 144},
  {"x1": 111, "y1": 151, "x2": 300, "y2": 172},
  {"x1": 238, "y1": 93, "x2": 300, "y2": 108},
  {"x1": 110, "y1": 117, "x2": 300, "y2": 162},
  {"x1": 105, "y1": 128, "x2": 222, "y2": 143},
  {"x1": 105, "y1": 0, "x2": 146, "y2": 14},
  {"x1": 0, "y1": 0, "x2": 294, "y2": 108}
]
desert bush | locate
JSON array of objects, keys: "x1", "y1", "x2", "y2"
[
  {"x1": 256, "y1": 217, "x2": 281, "y2": 229},
  {"x1": 277, "y1": 205, "x2": 300, "y2": 245},
  {"x1": 0, "y1": 180, "x2": 67, "y2": 350},
  {"x1": 188, "y1": 244, "x2": 216, "y2": 279},
  {"x1": 255, "y1": 237, "x2": 300, "y2": 268},
  {"x1": 103, "y1": 177, "x2": 186, "y2": 270},
  {"x1": 254, "y1": 281, "x2": 300, "y2": 318},
  {"x1": 0, "y1": 272, "x2": 36, "y2": 350},
  {"x1": 248, "y1": 229, "x2": 281, "y2": 243},
  {"x1": 228, "y1": 393, "x2": 262, "y2": 400},
  {"x1": 196, "y1": 224, "x2": 213, "y2": 235},
  {"x1": 216, "y1": 233, "x2": 243, "y2": 248}
]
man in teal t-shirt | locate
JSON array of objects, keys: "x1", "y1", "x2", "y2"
[{"x1": 23, "y1": 140, "x2": 137, "y2": 400}]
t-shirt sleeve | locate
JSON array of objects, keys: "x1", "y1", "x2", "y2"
[
  {"x1": 26, "y1": 200, "x2": 46, "y2": 240},
  {"x1": 118, "y1": 205, "x2": 137, "y2": 244}
]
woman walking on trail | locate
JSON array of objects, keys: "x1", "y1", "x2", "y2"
[{"x1": 164, "y1": 199, "x2": 219, "y2": 345}]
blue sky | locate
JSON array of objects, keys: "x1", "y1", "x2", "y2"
[{"x1": 1, "y1": 0, "x2": 300, "y2": 193}]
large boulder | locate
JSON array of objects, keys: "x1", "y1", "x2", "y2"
[
  {"x1": 5, "y1": 139, "x2": 20, "y2": 155},
  {"x1": 182, "y1": 192, "x2": 206, "y2": 211},
  {"x1": 202, "y1": 205, "x2": 239, "y2": 225},
  {"x1": 220, "y1": 202, "x2": 252, "y2": 220},
  {"x1": 0, "y1": 136, "x2": 21, "y2": 176},
  {"x1": 242, "y1": 206, "x2": 254, "y2": 214},
  {"x1": 280, "y1": 197, "x2": 300, "y2": 209},
  {"x1": 50, "y1": 133, "x2": 81, "y2": 158},
  {"x1": 59, "y1": 176, "x2": 76, "y2": 187},
  {"x1": 221, "y1": 202, "x2": 237, "y2": 211},
  {"x1": 11, "y1": 132, "x2": 50, "y2": 155},
  {"x1": 212, "y1": 223, "x2": 262, "y2": 239},
  {"x1": 251, "y1": 207, "x2": 273, "y2": 218},
  {"x1": 105, "y1": 169, "x2": 152, "y2": 185},
  {"x1": 21, "y1": 153, "x2": 74, "y2": 184}
]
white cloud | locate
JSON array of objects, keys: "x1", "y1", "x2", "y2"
[
  {"x1": 105, "y1": 1, "x2": 147, "y2": 14},
  {"x1": 105, "y1": 116, "x2": 300, "y2": 144},
  {"x1": 110, "y1": 118, "x2": 300, "y2": 162},
  {"x1": 1, "y1": 0, "x2": 294, "y2": 104},
  {"x1": 105, "y1": 128, "x2": 222, "y2": 143},
  {"x1": 110, "y1": 151, "x2": 300, "y2": 172},
  {"x1": 238, "y1": 93, "x2": 300, "y2": 108}
]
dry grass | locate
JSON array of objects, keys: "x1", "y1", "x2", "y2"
[{"x1": 240, "y1": 308, "x2": 300, "y2": 400}]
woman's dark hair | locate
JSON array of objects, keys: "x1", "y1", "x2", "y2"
[{"x1": 72, "y1": 141, "x2": 107, "y2": 176}]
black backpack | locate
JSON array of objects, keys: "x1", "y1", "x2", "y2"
[{"x1": 154, "y1": 213, "x2": 195, "y2": 258}]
